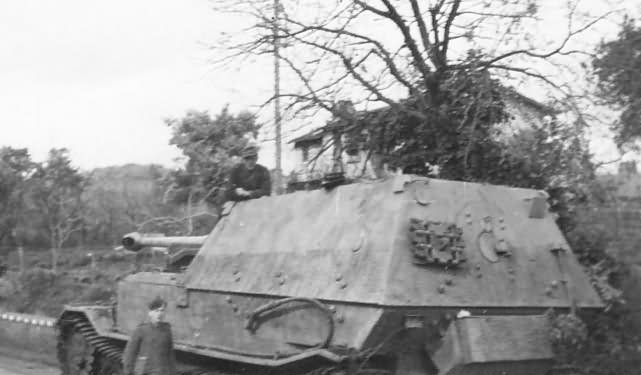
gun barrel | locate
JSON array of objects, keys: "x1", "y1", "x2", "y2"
[{"x1": 121, "y1": 232, "x2": 207, "y2": 252}]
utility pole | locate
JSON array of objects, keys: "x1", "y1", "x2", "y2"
[{"x1": 273, "y1": 0, "x2": 283, "y2": 194}]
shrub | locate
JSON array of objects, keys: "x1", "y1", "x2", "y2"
[
  {"x1": 560, "y1": 202, "x2": 641, "y2": 374},
  {"x1": 19, "y1": 268, "x2": 57, "y2": 294},
  {"x1": 81, "y1": 285, "x2": 114, "y2": 303},
  {"x1": 0, "y1": 278, "x2": 16, "y2": 299},
  {"x1": 71, "y1": 255, "x2": 92, "y2": 268}
]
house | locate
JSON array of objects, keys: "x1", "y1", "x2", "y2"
[
  {"x1": 613, "y1": 161, "x2": 641, "y2": 203},
  {"x1": 287, "y1": 90, "x2": 556, "y2": 191}
]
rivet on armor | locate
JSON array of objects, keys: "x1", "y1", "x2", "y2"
[
  {"x1": 476, "y1": 273, "x2": 483, "y2": 278},
  {"x1": 335, "y1": 274, "x2": 343, "y2": 281},
  {"x1": 337, "y1": 315, "x2": 345, "y2": 324},
  {"x1": 194, "y1": 332, "x2": 200, "y2": 337},
  {"x1": 274, "y1": 271, "x2": 282, "y2": 278},
  {"x1": 233, "y1": 268, "x2": 240, "y2": 275},
  {"x1": 444, "y1": 277, "x2": 453, "y2": 286},
  {"x1": 225, "y1": 296, "x2": 233, "y2": 304},
  {"x1": 340, "y1": 282, "x2": 348, "y2": 289},
  {"x1": 279, "y1": 278, "x2": 286, "y2": 285},
  {"x1": 498, "y1": 217, "x2": 504, "y2": 223},
  {"x1": 544, "y1": 287, "x2": 553, "y2": 297},
  {"x1": 235, "y1": 276, "x2": 241, "y2": 282},
  {"x1": 233, "y1": 306, "x2": 239, "y2": 313},
  {"x1": 551, "y1": 280, "x2": 559, "y2": 289},
  {"x1": 328, "y1": 305, "x2": 336, "y2": 313},
  {"x1": 437, "y1": 284, "x2": 446, "y2": 294}
]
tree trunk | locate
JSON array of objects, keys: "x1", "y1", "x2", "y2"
[
  {"x1": 18, "y1": 246, "x2": 24, "y2": 275},
  {"x1": 187, "y1": 191, "x2": 193, "y2": 235},
  {"x1": 50, "y1": 236, "x2": 58, "y2": 274}
]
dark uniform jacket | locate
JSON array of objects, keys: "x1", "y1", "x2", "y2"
[
  {"x1": 227, "y1": 163, "x2": 272, "y2": 201},
  {"x1": 122, "y1": 321, "x2": 176, "y2": 375}
]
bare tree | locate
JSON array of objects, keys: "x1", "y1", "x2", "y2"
[
  {"x1": 28, "y1": 149, "x2": 86, "y2": 273},
  {"x1": 213, "y1": 0, "x2": 613, "y2": 178}
]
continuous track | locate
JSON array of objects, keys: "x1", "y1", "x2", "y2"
[{"x1": 57, "y1": 315, "x2": 391, "y2": 375}]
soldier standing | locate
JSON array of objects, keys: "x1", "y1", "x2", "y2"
[
  {"x1": 122, "y1": 296, "x2": 176, "y2": 375},
  {"x1": 227, "y1": 145, "x2": 272, "y2": 201}
]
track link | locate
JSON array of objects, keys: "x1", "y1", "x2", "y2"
[
  {"x1": 57, "y1": 314, "x2": 391, "y2": 375},
  {"x1": 58, "y1": 315, "x2": 123, "y2": 375}
]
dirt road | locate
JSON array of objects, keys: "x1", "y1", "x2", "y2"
[{"x1": 0, "y1": 355, "x2": 58, "y2": 375}]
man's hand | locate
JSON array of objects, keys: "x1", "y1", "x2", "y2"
[{"x1": 235, "y1": 187, "x2": 251, "y2": 197}]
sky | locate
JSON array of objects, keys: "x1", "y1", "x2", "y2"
[
  {"x1": 0, "y1": 0, "x2": 277, "y2": 170},
  {"x1": 0, "y1": 0, "x2": 639, "y2": 173}
]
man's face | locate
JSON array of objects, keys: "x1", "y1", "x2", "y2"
[
  {"x1": 244, "y1": 156, "x2": 258, "y2": 169},
  {"x1": 148, "y1": 305, "x2": 166, "y2": 324}
]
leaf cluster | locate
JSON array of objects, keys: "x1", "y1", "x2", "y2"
[
  {"x1": 593, "y1": 18, "x2": 641, "y2": 147},
  {"x1": 164, "y1": 106, "x2": 260, "y2": 206}
]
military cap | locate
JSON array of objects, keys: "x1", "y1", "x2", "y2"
[
  {"x1": 148, "y1": 296, "x2": 167, "y2": 311},
  {"x1": 242, "y1": 145, "x2": 258, "y2": 159}
]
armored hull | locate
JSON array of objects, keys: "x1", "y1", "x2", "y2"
[{"x1": 57, "y1": 176, "x2": 602, "y2": 375}]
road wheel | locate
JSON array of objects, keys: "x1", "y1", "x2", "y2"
[{"x1": 94, "y1": 352, "x2": 123, "y2": 375}]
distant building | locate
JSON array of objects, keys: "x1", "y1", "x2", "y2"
[
  {"x1": 614, "y1": 161, "x2": 641, "y2": 202},
  {"x1": 595, "y1": 160, "x2": 641, "y2": 205},
  {"x1": 287, "y1": 90, "x2": 556, "y2": 191}
]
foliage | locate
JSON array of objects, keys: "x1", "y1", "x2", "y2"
[
  {"x1": 216, "y1": 0, "x2": 607, "y2": 180},
  {"x1": 163, "y1": 107, "x2": 260, "y2": 233},
  {"x1": 593, "y1": 17, "x2": 641, "y2": 148},
  {"x1": 341, "y1": 70, "x2": 511, "y2": 179},
  {"x1": 0, "y1": 278, "x2": 16, "y2": 300},
  {"x1": 81, "y1": 164, "x2": 174, "y2": 245},
  {"x1": 0, "y1": 147, "x2": 36, "y2": 245},
  {"x1": 561, "y1": 201, "x2": 641, "y2": 374},
  {"x1": 80, "y1": 284, "x2": 115, "y2": 303},
  {"x1": 546, "y1": 310, "x2": 588, "y2": 366},
  {"x1": 498, "y1": 118, "x2": 595, "y2": 232},
  {"x1": 26, "y1": 149, "x2": 87, "y2": 251}
]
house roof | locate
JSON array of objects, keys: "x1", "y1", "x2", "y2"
[
  {"x1": 288, "y1": 128, "x2": 325, "y2": 144},
  {"x1": 501, "y1": 87, "x2": 558, "y2": 115},
  {"x1": 290, "y1": 88, "x2": 556, "y2": 147}
]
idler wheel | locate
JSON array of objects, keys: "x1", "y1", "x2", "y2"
[{"x1": 60, "y1": 326, "x2": 96, "y2": 375}]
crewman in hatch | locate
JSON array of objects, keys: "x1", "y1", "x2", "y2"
[{"x1": 226, "y1": 145, "x2": 271, "y2": 201}]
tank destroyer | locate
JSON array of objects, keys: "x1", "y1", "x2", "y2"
[{"x1": 57, "y1": 175, "x2": 602, "y2": 375}]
